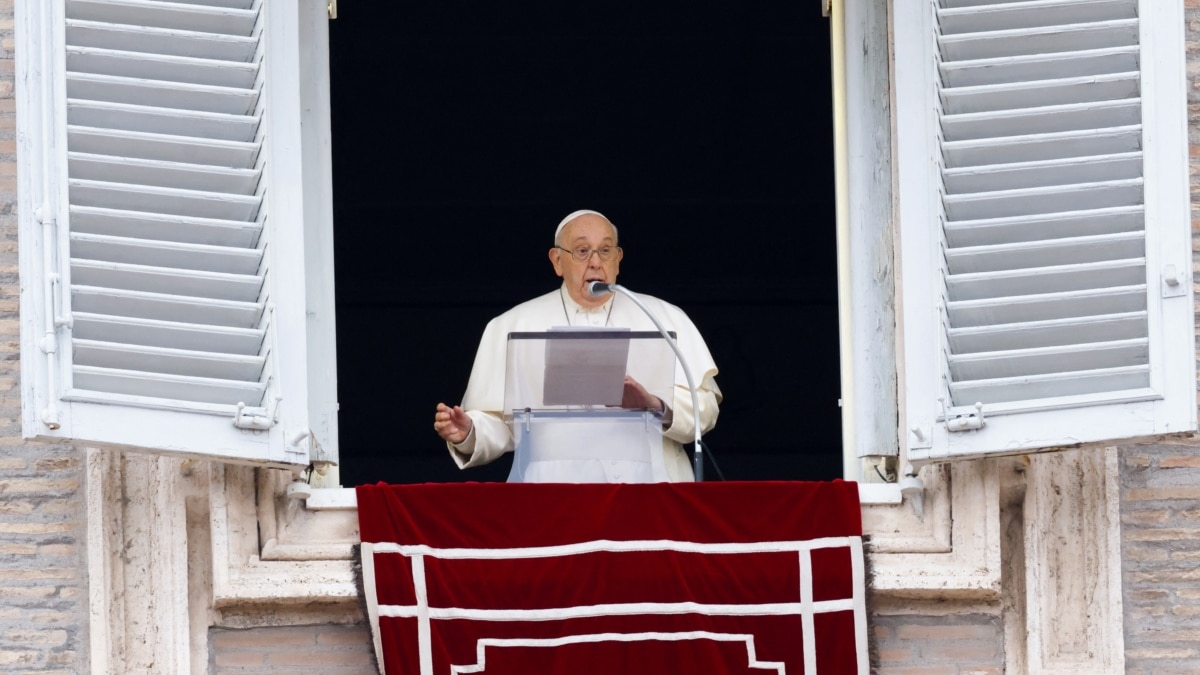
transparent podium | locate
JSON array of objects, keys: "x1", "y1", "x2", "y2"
[{"x1": 504, "y1": 329, "x2": 677, "y2": 483}]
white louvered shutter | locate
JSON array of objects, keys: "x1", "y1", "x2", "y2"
[
  {"x1": 17, "y1": 0, "x2": 338, "y2": 466},
  {"x1": 895, "y1": 0, "x2": 1195, "y2": 462}
]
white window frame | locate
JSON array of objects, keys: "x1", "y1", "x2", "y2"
[
  {"x1": 14, "y1": 0, "x2": 339, "y2": 467},
  {"x1": 831, "y1": 0, "x2": 907, "y2": 504},
  {"x1": 892, "y1": 0, "x2": 1196, "y2": 464}
]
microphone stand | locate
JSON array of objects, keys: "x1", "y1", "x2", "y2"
[{"x1": 600, "y1": 284, "x2": 705, "y2": 481}]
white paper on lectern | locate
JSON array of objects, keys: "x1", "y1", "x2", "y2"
[
  {"x1": 503, "y1": 330, "x2": 676, "y2": 416},
  {"x1": 542, "y1": 326, "x2": 630, "y2": 406}
]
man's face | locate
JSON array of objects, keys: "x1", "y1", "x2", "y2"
[{"x1": 549, "y1": 214, "x2": 623, "y2": 308}]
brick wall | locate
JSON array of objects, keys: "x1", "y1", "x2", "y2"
[
  {"x1": 1119, "y1": 1, "x2": 1200, "y2": 671},
  {"x1": 0, "y1": 446, "x2": 85, "y2": 674},
  {"x1": 210, "y1": 625, "x2": 377, "y2": 674},
  {"x1": 0, "y1": 1, "x2": 88, "y2": 672},
  {"x1": 1121, "y1": 445, "x2": 1200, "y2": 673}
]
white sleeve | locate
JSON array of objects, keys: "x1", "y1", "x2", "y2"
[
  {"x1": 663, "y1": 372, "x2": 720, "y2": 444},
  {"x1": 446, "y1": 410, "x2": 514, "y2": 468}
]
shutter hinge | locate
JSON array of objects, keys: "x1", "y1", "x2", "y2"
[
  {"x1": 328, "y1": 0, "x2": 337, "y2": 19},
  {"x1": 234, "y1": 397, "x2": 279, "y2": 430},
  {"x1": 821, "y1": 0, "x2": 832, "y2": 18},
  {"x1": 36, "y1": 206, "x2": 64, "y2": 430},
  {"x1": 48, "y1": 273, "x2": 71, "y2": 329},
  {"x1": 945, "y1": 401, "x2": 985, "y2": 433}
]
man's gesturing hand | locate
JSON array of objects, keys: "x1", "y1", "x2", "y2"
[{"x1": 434, "y1": 403, "x2": 473, "y2": 444}]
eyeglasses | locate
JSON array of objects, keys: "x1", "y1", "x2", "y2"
[{"x1": 556, "y1": 245, "x2": 621, "y2": 263}]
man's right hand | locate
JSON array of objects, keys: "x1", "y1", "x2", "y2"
[{"x1": 433, "y1": 403, "x2": 473, "y2": 444}]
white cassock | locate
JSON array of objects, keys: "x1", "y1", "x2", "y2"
[{"x1": 447, "y1": 285, "x2": 722, "y2": 481}]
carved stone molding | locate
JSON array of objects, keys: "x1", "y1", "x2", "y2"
[
  {"x1": 86, "y1": 449, "x2": 195, "y2": 674},
  {"x1": 868, "y1": 460, "x2": 1003, "y2": 598},
  {"x1": 1020, "y1": 447, "x2": 1124, "y2": 673}
]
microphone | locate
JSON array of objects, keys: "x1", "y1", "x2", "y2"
[
  {"x1": 587, "y1": 280, "x2": 613, "y2": 297},
  {"x1": 600, "y1": 283, "x2": 707, "y2": 481}
]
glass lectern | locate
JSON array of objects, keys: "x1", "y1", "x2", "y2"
[{"x1": 503, "y1": 329, "x2": 676, "y2": 483}]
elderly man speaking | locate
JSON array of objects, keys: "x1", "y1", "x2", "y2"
[{"x1": 433, "y1": 210, "x2": 721, "y2": 481}]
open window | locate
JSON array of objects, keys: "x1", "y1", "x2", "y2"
[
  {"x1": 328, "y1": 2, "x2": 844, "y2": 485},
  {"x1": 16, "y1": 0, "x2": 338, "y2": 466},
  {"x1": 894, "y1": 0, "x2": 1196, "y2": 462}
]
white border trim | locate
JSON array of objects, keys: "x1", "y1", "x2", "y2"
[
  {"x1": 451, "y1": 633, "x2": 785, "y2": 674},
  {"x1": 378, "y1": 599, "x2": 858, "y2": 621},
  {"x1": 360, "y1": 543, "x2": 386, "y2": 675},
  {"x1": 369, "y1": 537, "x2": 858, "y2": 559}
]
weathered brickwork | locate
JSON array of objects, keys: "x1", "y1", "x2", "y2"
[
  {"x1": 0, "y1": 2, "x2": 87, "y2": 672},
  {"x1": 1121, "y1": 445, "x2": 1200, "y2": 674},
  {"x1": 210, "y1": 625, "x2": 377, "y2": 675},
  {"x1": 872, "y1": 614, "x2": 1003, "y2": 675},
  {"x1": 1120, "y1": 1, "x2": 1200, "y2": 674}
]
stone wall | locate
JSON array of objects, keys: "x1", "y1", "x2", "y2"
[
  {"x1": 1121, "y1": 444, "x2": 1200, "y2": 673},
  {"x1": 0, "y1": 445, "x2": 86, "y2": 674},
  {"x1": 0, "y1": 1, "x2": 89, "y2": 671},
  {"x1": 210, "y1": 625, "x2": 376, "y2": 675},
  {"x1": 872, "y1": 612, "x2": 1004, "y2": 675}
]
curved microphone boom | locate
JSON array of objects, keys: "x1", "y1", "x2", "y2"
[{"x1": 587, "y1": 281, "x2": 705, "y2": 481}]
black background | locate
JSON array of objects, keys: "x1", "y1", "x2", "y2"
[{"x1": 328, "y1": 2, "x2": 842, "y2": 485}]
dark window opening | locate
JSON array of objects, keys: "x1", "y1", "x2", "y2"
[{"x1": 330, "y1": 2, "x2": 840, "y2": 485}]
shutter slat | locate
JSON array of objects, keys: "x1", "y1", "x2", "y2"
[
  {"x1": 948, "y1": 338, "x2": 1147, "y2": 381},
  {"x1": 948, "y1": 365, "x2": 1149, "y2": 405},
  {"x1": 942, "y1": 126, "x2": 1141, "y2": 168},
  {"x1": 70, "y1": 232, "x2": 262, "y2": 275},
  {"x1": 938, "y1": 20, "x2": 1138, "y2": 61},
  {"x1": 68, "y1": 100, "x2": 259, "y2": 142},
  {"x1": 73, "y1": 311, "x2": 264, "y2": 354},
  {"x1": 69, "y1": 153, "x2": 260, "y2": 194},
  {"x1": 938, "y1": 0, "x2": 1136, "y2": 36},
  {"x1": 70, "y1": 259, "x2": 264, "y2": 302},
  {"x1": 67, "y1": 46, "x2": 257, "y2": 88},
  {"x1": 940, "y1": 46, "x2": 1139, "y2": 88},
  {"x1": 947, "y1": 311, "x2": 1147, "y2": 353},
  {"x1": 74, "y1": 339, "x2": 265, "y2": 381},
  {"x1": 943, "y1": 153, "x2": 1141, "y2": 193},
  {"x1": 940, "y1": 72, "x2": 1139, "y2": 115},
  {"x1": 71, "y1": 285, "x2": 264, "y2": 327},
  {"x1": 942, "y1": 100, "x2": 1141, "y2": 142},
  {"x1": 72, "y1": 366, "x2": 267, "y2": 406},
  {"x1": 67, "y1": 72, "x2": 258, "y2": 115},
  {"x1": 70, "y1": 206, "x2": 261, "y2": 247},
  {"x1": 945, "y1": 231, "x2": 1143, "y2": 275},
  {"x1": 947, "y1": 285, "x2": 1147, "y2": 328},
  {"x1": 70, "y1": 179, "x2": 261, "y2": 220},
  {"x1": 944, "y1": 206, "x2": 1143, "y2": 248},
  {"x1": 943, "y1": 178, "x2": 1142, "y2": 221},
  {"x1": 66, "y1": 19, "x2": 257, "y2": 61},
  {"x1": 66, "y1": 0, "x2": 258, "y2": 36},
  {"x1": 152, "y1": 0, "x2": 255, "y2": 9},
  {"x1": 68, "y1": 126, "x2": 258, "y2": 167},
  {"x1": 946, "y1": 259, "x2": 1145, "y2": 302}
]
